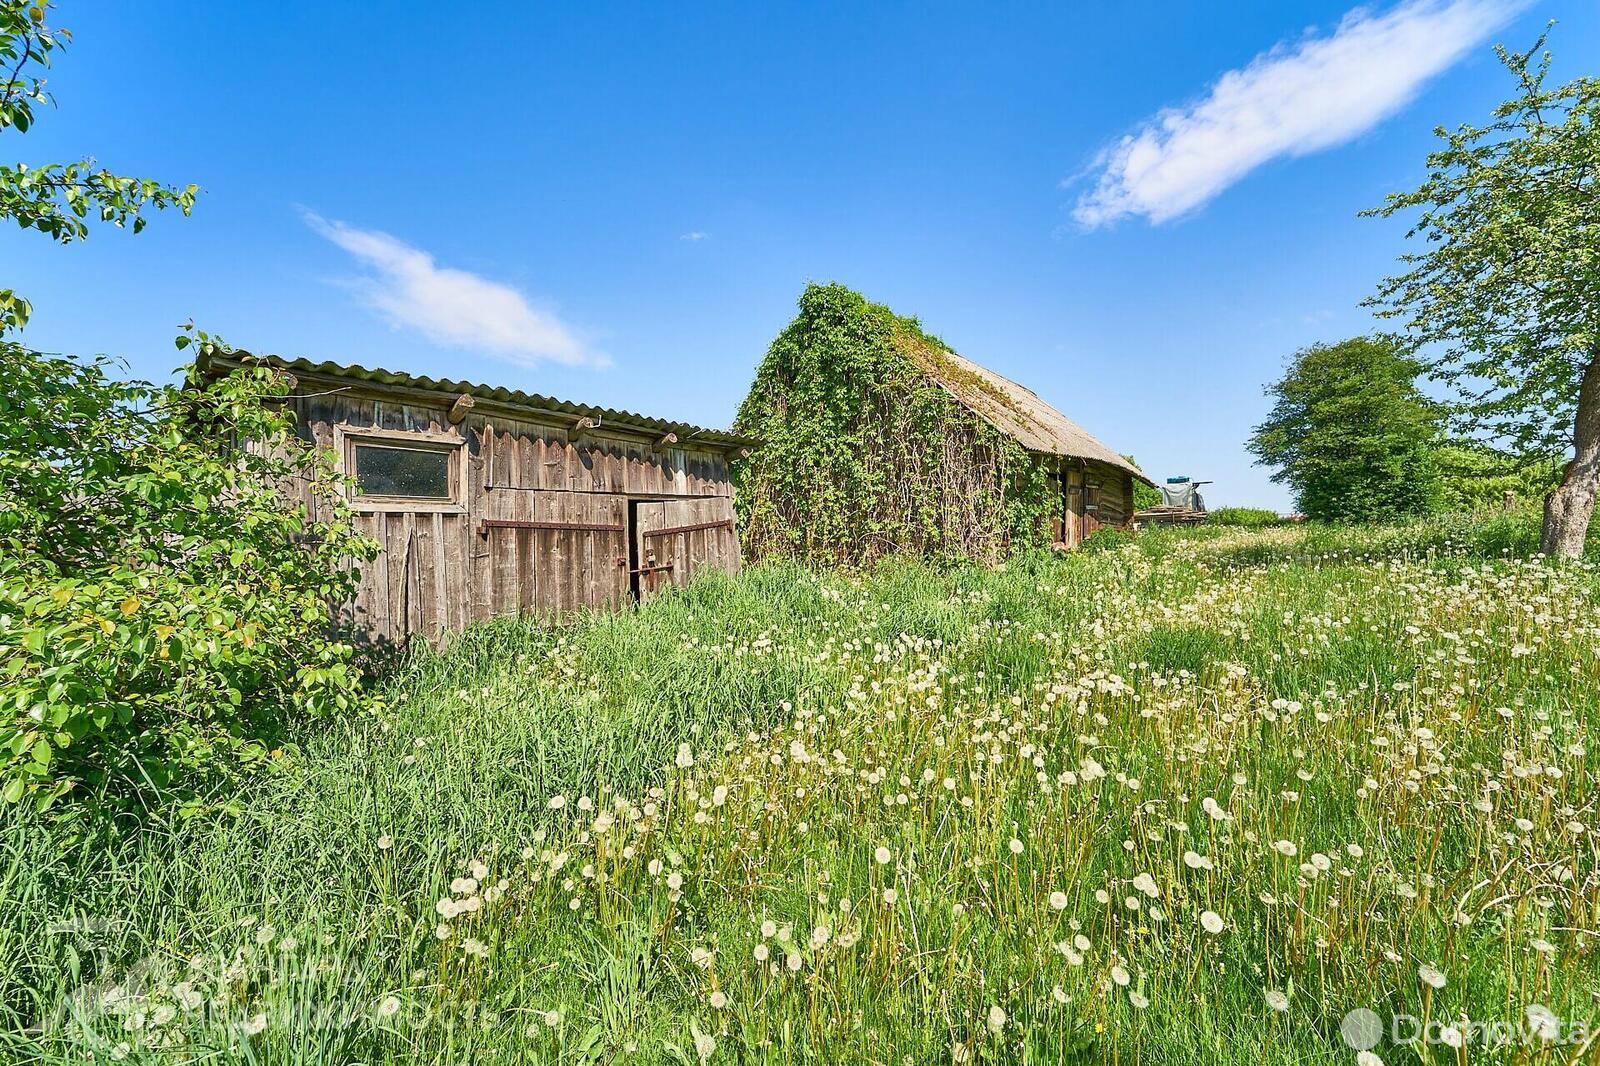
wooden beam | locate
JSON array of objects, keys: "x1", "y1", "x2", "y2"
[
  {"x1": 642, "y1": 518, "x2": 734, "y2": 539},
  {"x1": 447, "y1": 393, "x2": 476, "y2": 425},
  {"x1": 478, "y1": 517, "x2": 624, "y2": 537}
]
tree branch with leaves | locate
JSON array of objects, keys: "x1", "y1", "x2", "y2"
[
  {"x1": 1365, "y1": 30, "x2": 1598, "y2": 555},
  {"x1": 1, "y1": 0, "x2": 197, "y2": 331}
]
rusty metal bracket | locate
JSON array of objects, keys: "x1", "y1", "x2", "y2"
[
  {"x1": 478, "y1": 518, "x2": 625, "y2": 537},
  {"x1": 629, "y1": 562, "x2": 675, "y2": 575},
  {"x1": 640, "y1": 519, "x2": 734, "y2": 539}
]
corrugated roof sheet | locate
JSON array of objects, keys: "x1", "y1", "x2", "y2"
[
  {"x1": 201, "y1": 352, "x2": 760, "y2": 450},
  {"x1": 898, "y1": 338, "x2": 1152, "y2": 484}
]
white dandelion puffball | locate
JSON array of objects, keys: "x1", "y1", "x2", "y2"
[
  {"x1": 986, "y1": 1004, "x2": 1007, "y2": 1031},
  {"x1": 1201, "y1": 910, "x2": 1225, "y2": 934},
  {"x1": 1418, "y1": 964, "x2": 1447, "y2": 990},
  {"x1": 874, "y1": 846, "x2": 891, "y2": 865},
  {"x1": 1049, "y1": 891, "x2": 1069, "y2": 911},
  {"x1": 1265, "y1": 989, "x2": 1290, "y2": 1012}
]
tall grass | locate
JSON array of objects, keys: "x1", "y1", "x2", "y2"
[{"x1": 3, "y1": 512, "x2": 1596, "y2": 1064}]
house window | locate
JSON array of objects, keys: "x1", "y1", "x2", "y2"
[
  {"x1": 338, "y1": 427, "x2": 466, "y2": 512},
  {"x1": 354, "y1": 443, "x2": 452, "y2": 499}
]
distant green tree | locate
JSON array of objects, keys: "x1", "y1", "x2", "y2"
[
  {"x1": 1365, "y1": 35, "x2": 1598, "y2": 555},
  {"x1": 1248, "y1": 337, "x2": 1442, "y2": 522}
]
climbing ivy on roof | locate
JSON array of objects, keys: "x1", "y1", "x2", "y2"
[{"x1": 733, "y1": 283, "x2": 1054, "y2": 565}]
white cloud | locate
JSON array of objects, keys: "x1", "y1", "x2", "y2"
[
  {"x1": 1072, "y1": 0, "x2": 1525, "y2": 227},
  {"x1": 679, "y1": 230, "x2": 709, "y2": 242},
  {"x1": 304, "y1": 211, "x2": 607, "y2": 368}
]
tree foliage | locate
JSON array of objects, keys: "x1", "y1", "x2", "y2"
[
  {"x1": 1248, "y1": 337, "x2": 1442, "y2": 522},
  {"x1": 0, "y1": 336, "x2": 377, "y2": 813},
  {"x1": 1364, "y1": 33, "x2": 1599, "y2": 554},
  {"x1": 1, "y1": 1, "x2": 197, "y2": 330},
  {"x1": 734, "y1": 284, "x2": 1055, "y2": 564},
  {"x1": 0, "y1": 2, "x2": 373, "y2": 816}
]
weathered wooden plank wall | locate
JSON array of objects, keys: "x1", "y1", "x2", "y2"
[{"x1": 285, "y1": 388, "x2": 742, "y2": 645}]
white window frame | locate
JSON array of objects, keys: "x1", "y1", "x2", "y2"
[{"x1": 335, "y1": 425, "x2": 468, "y2": 514}]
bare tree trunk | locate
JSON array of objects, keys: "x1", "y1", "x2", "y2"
[{"x1": 1541, "y1": 349, "x2": 1600, "y2": 557}]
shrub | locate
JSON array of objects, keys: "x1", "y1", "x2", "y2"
[
  {"x1": 1433, "y1": 441, "x2": 1562, "y2": 514},
  {"x1": 0, "y1": 333, "x2": 377, "y2": 815},
  {"x1": 1207, "y1": 507, "x2": 1282, "y2": 528}
]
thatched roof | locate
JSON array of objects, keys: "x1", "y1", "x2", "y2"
[{"x1": 898, "y1": 335, "x2": 1153, "y2": 485}]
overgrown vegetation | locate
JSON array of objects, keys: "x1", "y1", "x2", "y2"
[
  {"x1": 1434, "y1": 440, "x2": 1563, "y2": 514},
  {"x1": 1, "y1": 3, "x2": 367, "y2": 817},
  {"x1": 734, "y1": 284, "x2": 1055, "y2": 564},
  {"x1": 1206, "y1": 506, "x2": 1282, "y2": 527},
  {"x1": 0, "y1": 341, "x2": 376, "y2": 815},
  {"x1": 5, "y1": 515, "x2": 1595, "y2": 1064}
]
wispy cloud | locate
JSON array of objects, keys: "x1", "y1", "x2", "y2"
[
  {"x1": 1072, "y1": 0, "x2": 1524, "y2": 228},
  {"x1": 304, "y1": 211, "x2": 607, "y2": 368},
  {"x1": 679, "y1": 230, "x2": 709, "y2": 242}
]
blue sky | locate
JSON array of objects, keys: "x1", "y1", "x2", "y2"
[{"x1": 8, "y1": 1, "x2": 1595, "y2": 509}]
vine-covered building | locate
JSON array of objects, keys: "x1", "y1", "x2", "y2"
[{"x1": 734, "y1": 284, "x2": 1152, "y2": 563}]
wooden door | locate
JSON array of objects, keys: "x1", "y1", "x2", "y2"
[
  {"x1": 1065, "y1": 467, "x2": 1085, "y2": 548},
  {"x1": 631, "y1": 496, "x2": 741, "y2": 604},
  {"x1": 477, "y1": 489, "x2": 630, "y2": 619},
  {"x1": 1083, "y1": 476, "x2": 1103, "y2": 540}
]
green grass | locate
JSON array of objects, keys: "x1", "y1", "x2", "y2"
[{"x1": 3, "y1": 512, "x2": 1597, "y2": 1064}]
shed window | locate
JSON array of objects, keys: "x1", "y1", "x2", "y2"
[{"x1": 353, "y1": 443, "x2": 452, "y2": 499}]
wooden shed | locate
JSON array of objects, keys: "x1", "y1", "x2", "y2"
[
  {"x1": 203, "y1": 352, "x2": 756, "y2": 645},
  {"x1": 735, "y1": 284, "x2": 1152, "y2": 562}
]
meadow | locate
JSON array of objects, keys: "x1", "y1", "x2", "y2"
[{"x1": 3, "y1": 513, "x2": 1597, "y2": 1065}]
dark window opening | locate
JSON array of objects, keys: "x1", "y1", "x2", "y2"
[{"x1": 354, "y1": 443, "x2": 452, "y2": 499}]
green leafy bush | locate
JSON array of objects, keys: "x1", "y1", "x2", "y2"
[
  {"x1": 0, "y1": 333, "x2": 377, "y2": 814},
  {"x1": 1207, "y1": 507, "x2": 1283, "y2": 528},
  {"x1": 1433, "y1": 441, "x2": 1561, "y2": 514},
  {"x1": 1124, "y1": 456, "x2": 1163, "y2": 510}
]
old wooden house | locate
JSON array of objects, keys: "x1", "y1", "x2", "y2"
[
  {"x1": 203, "y1": 352, "x2": 756, "y2": 644},
  {"x1": 736, "y1": 284, "x2": 1152, "y2": 562}
]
